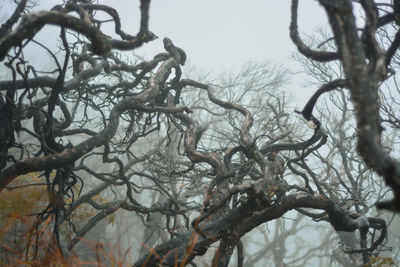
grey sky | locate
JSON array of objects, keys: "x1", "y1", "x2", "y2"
[
  {"x1": 2, "y1": 1, "x2": 329, "y2": 68},
  {"x1": 102, "y1": 0, "x2": 329, "y2": 73},
  {"x1": 1, "y1": 0, "x2": 330, "y2": 104}
]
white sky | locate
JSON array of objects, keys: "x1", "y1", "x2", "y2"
[
  {"x1": 102, "y1": 0, "x2": 329, "y2": 74},
  {"x1": 1, "y1": 0, "x2": 331, "y2": 104}
]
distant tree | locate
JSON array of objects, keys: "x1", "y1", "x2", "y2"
[{"x1": 0, "y1": 0, "x2": 398, "y2": 266}]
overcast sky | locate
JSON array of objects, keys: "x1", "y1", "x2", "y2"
[
  {"x1": 102, "y1": 0, "x2": 329, "y2": 74},
  {"x1": 1, "y1": 0, "x2": 330, "y2": 104}
]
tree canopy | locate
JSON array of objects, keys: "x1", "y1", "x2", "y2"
[{"x1": 0, "y1": 0, "x2": 400, "y2": 266}]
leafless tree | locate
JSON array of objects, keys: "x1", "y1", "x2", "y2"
[{"x1": 0, "y1": 0, "x2": 398, "y2": 266}]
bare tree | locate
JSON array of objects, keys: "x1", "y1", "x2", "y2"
[
  {"x1": 0, "y1": 0, "x2": 397, "y2": 266},
  {"x1": 291, "y1": 0, "x2": 400, "y2": 211}
]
